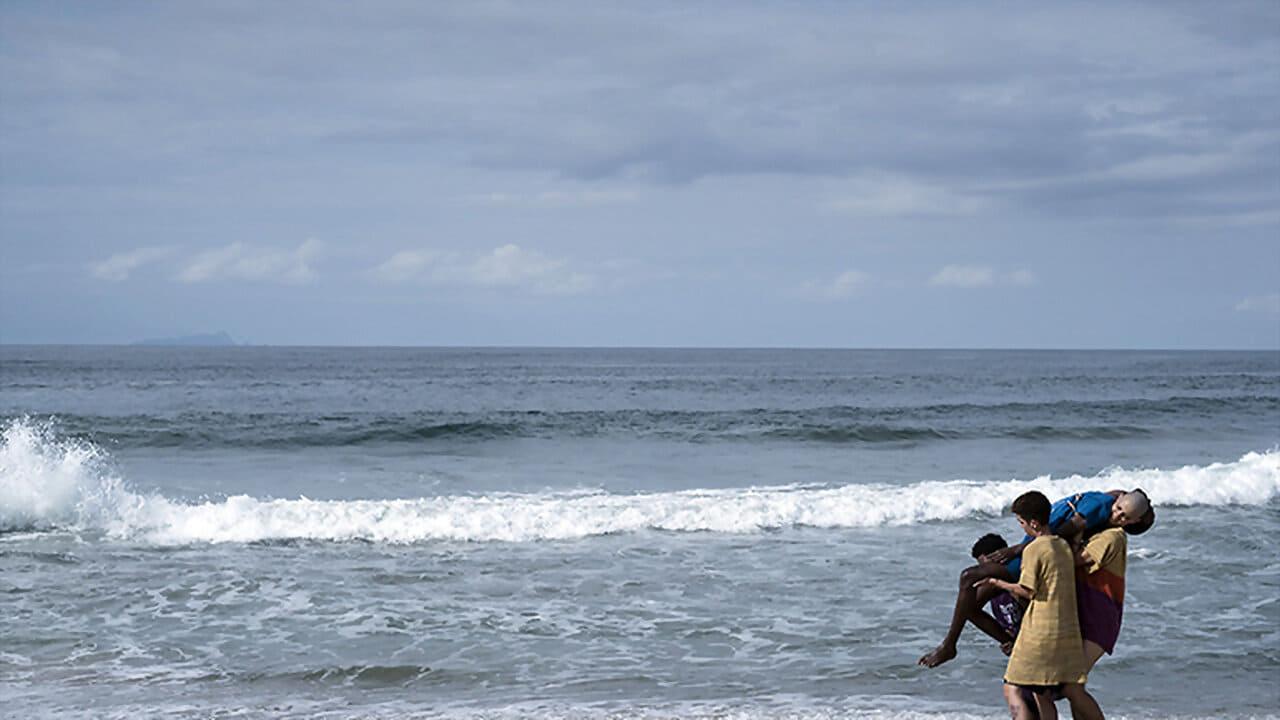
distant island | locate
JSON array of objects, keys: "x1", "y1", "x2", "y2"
[{"x1": 132, "y1": 331, "x2": 239, "y2": 347}]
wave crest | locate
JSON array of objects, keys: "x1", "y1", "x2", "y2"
[{"x1": 2, "y1": 418, "x2": 1277, "y2": 544}]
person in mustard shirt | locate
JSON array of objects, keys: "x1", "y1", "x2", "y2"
[{"x1": 976, "y1": 491, "x2": 1105, "y2": 720}]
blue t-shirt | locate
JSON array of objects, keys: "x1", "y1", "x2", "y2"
[
  {"x1": 1004, "y1": 492, "x2": 1115, "y2": 578},
  {"x1": 1048, "y1": 491, "x2": 1114, "y2": 533}
]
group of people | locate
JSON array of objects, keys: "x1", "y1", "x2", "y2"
[{"x1": 918, "y1": 488, "x2": 1155, "y2": 720}]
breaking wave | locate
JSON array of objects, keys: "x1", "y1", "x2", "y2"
[{"x1": 2, "y1": 418, "x2": 1277, "y2": 545}]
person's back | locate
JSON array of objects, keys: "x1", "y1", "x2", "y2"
[
  {"x1": 1079, "y1": 527, "x2": 1127, "y2": 608},
  {"x1": 1077, "y1": 527, "x2": 1128, "y2": 672}
]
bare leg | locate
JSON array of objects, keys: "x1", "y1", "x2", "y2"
[
  {"x1": 1003, "y1": 684, "x2": 1036, "y2": 720},
  {"x1": 1033, "y1": 691, "x2": 1058, "y2": 720},
  {"x1": 970, "y1": 591, "x2": 1011, "y2": 643},
  {"x1": 1061, "y1": 682, "x2": 1105, "y2": 720},
  {"x1": 1082, "y1": 639, "x2": 1107, "y2": 674},
  {"x1": 919, "y1": 562, "x2": 1014, "y2": 667}
]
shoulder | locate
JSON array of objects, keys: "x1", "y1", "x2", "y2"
[
  {"x1": 1030, "y1": 535, "x2": 1072, "y2": 562},
  {"x1": 1087, "y1": 527, "x2": 1127, "y2": 553},
  {"x1": 1046, "y1": 535, "x2": 1072, "y2": 554},
  {"x1": 1025, "y1": 535, "x2": 1056, "y2": 558}
]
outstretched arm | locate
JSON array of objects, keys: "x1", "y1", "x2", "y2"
[{"x1": 981, "y1": 541, "x2": 1027, "y2": 565}]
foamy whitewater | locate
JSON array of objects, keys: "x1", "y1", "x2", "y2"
[
  {"x1": 2, "y1": 347, "x2": 1278, "y2": 719},
  {"x1": 4, "y1": 419, "x2": 1278, "y2": 544}
]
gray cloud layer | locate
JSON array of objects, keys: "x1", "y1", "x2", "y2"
[
  {"x1": 4, "y1": 1, "x2": 1276, "y2": 219},
  {"x1": 1, "y1": 1, "x2": 1276, "y2": 347}
]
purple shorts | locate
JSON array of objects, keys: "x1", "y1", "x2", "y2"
[
  {"x1": 1077, "y1": 583, "x2": 1123, "y2": 654},
  {"x1": 990, "y1": 591, "x2": 1024, "y2": 635}
]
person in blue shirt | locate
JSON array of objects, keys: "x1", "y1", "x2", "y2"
[
  {"x1": 917, "y1": 488, "x2": 1152, "y2": 670},
  {"x1": 997, "y1": 491, "x2": 1133, "y2": 579}
]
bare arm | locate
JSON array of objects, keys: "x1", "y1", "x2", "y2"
[
  {"x1": 981, "y1": 541, "x2": 1028, "y2": 565},
  {"x1": 1055, "y1": 513, "x2": 1087, "y2": 546},
  {"x1": 974, "y1": 577, "x2": 1032, "y2": 602},
  {"x1": 1074, "y1": 546, "x2": 1096, "y2": 568}
]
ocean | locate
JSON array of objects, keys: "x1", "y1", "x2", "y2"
[{"x1": 1, "y1": 346, "x2": 1277, "y2": 719}]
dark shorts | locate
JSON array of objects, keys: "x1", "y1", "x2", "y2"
[
  {"x1": 1006, "y1": 680, "x2": 1062, "y2": 695},
  {"x1": 1077, "y1": 583, "x2": 1123, "y2": 655},
  {"x1": 989, "y1": 591, "x2": 1024, "y2": 636}
]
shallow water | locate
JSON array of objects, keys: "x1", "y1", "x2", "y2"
[{"x1": 2, "y1": 347, "x2": 1278, "y2": 718}]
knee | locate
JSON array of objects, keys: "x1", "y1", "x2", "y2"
[
  {"x1": 1001, "y1": 685, "x2": 1023, "y2": 717},
  {"x1": 1061, "y1": 683, "x2": 1089, "y2": 702},
  {"x1": 959, "y1": 565, "x2": 983, "y2": 587}
]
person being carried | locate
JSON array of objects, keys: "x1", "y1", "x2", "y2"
[
  {"x1": 975, "y1": 491, "x2": 1106, "y2": 720},
  {"x1": 918, "y1": 488, "x2": 1151, "y2": 668}
]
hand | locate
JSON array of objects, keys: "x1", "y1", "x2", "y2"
[
  {"x1": 973, "y1": 577, "x2": 1002, "y2": 592},
  {"x1": 981, "y1": 547, "x2": 1016, "y2": 565}
]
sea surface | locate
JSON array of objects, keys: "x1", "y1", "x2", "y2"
[{"x1": 1, "y1": 347, "x2": 1277, "y2": 720}]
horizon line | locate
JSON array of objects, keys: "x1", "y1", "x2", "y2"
[{"x1": 1, "y1": 342, "x2": 1277, "y2": 353}]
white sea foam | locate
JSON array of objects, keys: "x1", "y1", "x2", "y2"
[
  {"x1": 2, "y1": 418, "x2": 1277, "y2": 545},
  {"x1": 0, "y1": 418, "x2": 132, "y2": 531},
  {"x1": 31, "y1": 697, "x2": 1271, "y2": 720}
]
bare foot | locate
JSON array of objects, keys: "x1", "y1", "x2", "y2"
[{"x1": 918, "y1": 644, "x2": 957, "y2": 668}]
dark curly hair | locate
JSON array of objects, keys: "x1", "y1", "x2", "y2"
[{"x1": 971, "y1": 533, "x2": 1008, "y2": 559}]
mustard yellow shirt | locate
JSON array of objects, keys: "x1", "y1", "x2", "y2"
[
  {"x1": 1004, "y1": 535, "x2": 1087, "y2": 685},
  {"x1": 1081, "y1": 527, "x2": 1127, "y2": 605}
]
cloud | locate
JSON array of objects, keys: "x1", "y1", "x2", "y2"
[
  {"x1": 1235, "y1": 294, "x2": 1280, "y2": 314},
  {"x1": 463, "y1": 244, "x2": 595, "y2": 295},
  {"x1": 177, "y1": 239, "x2": 322, "y2": 284},
  {"x1": 2, "y1": 2, "x2": 1277, "y2": 225},
  {"x1": 825, "y1": 177, "x2": 988, "y2": 218},
  {"x1": 370, "y1": 244, "x2": 596, "y2": 295},
  {"x1": 89, "y1": 246, "x2": 172, "y2": 281},
  {"x1": 929, "y1": 265, "x2": 996, "y2": 288},
  {"x1": 930, "y1": 265, "x2": 1035, "y2": 288},
  {"x1": 800, "y1": 270, "x2": 871, "y2": 301},
  {"x1": 463, "y1": 190, "x2": 639, "y2": 209},
  {"x1": 370, "y1": 250, "x2": 444, "y2": 284},
  {"x1": 1085, "y1": 93, "x2": 1171, "y2": 122}
]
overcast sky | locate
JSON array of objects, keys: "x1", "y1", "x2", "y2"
[{"x1": 1, "y1": 1, "x2": 1277, "y2": 348}]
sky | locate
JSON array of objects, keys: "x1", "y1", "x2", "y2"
[{"x1": 1, "y1": 1, "x2": 1277, "y2": 349}]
